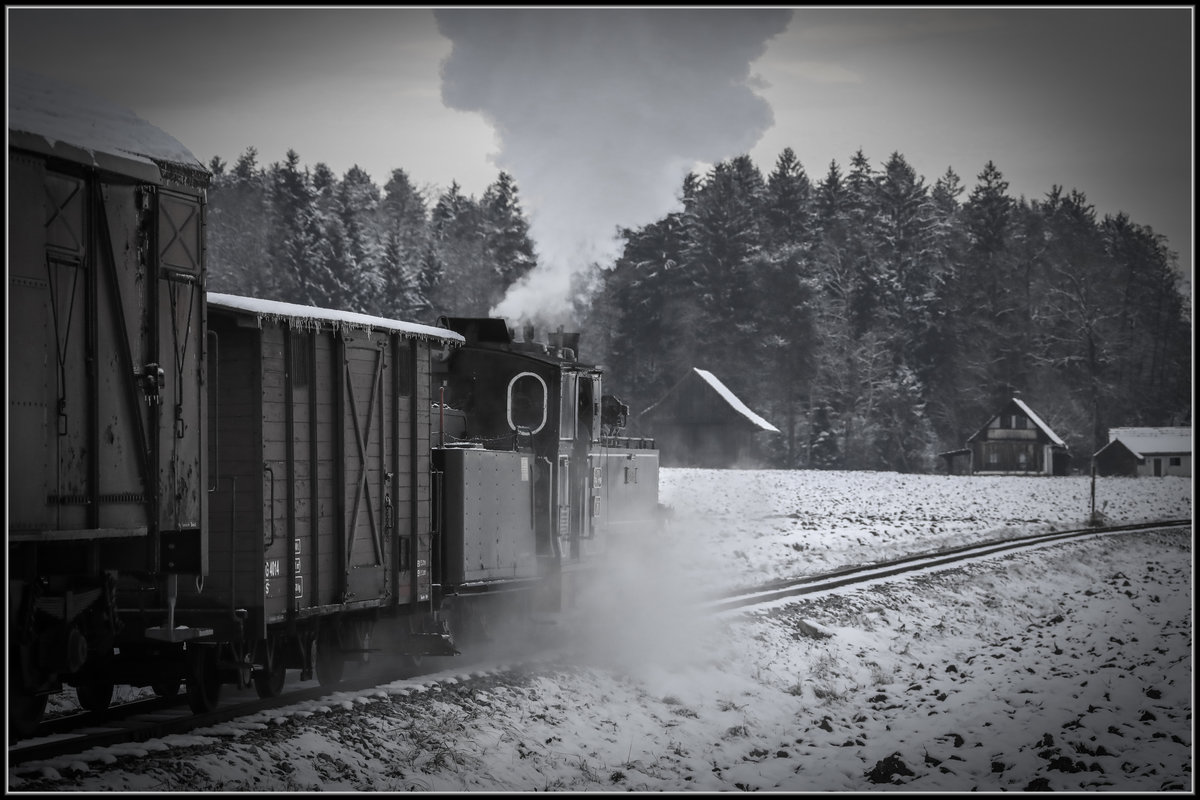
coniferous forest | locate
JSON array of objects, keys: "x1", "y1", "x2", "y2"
[{"x1": 204, "y1": 146, "x2": 1192, "y2": 474}]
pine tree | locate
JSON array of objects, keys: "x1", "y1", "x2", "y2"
[
  {"x1": 431, "y1": 181, "x2": 490, "y2": 316},
  {"x1": 764, "y1": 147, "x2": 815, "y2": 249},
  {"x1": 957, "y1": 160, "x2": 1022, "y2": 418},
  {"x1": 481, "y1": 171, "x2": 537, "y2": 294},
  {"x1": 336, "y1": 165, "x2": 385, "y2": 315},
  {"x1": 378, "y1": 169, "x2": 431, "y2": 318},
  {"x1": 206, "y1": 147, "x2": 270, "y2": 297}
]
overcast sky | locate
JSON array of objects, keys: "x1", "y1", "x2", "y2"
[{"x1": 7, "y1": 7, "x2": 1193, "y2": 315}]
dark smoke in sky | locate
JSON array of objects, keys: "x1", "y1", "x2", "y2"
[{"x1": 435, "y1": 8, "x2": 793, "y2": 327}]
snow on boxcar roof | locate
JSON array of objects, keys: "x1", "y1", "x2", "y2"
[
  {"x1": 207, "y1": 292, "x2": 465, "y2": 345},
  {"x1": 693, "y1": 368, "x2": 780, "y2": 433},
  {"x1": 8, "y1": 67, "x2": 207, "y2": 182}
]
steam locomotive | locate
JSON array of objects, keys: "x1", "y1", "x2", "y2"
[{"x1": 7, "y1": 69, "x2": 660, "y2": 739}]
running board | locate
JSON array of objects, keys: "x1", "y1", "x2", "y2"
[{"x1": 145, "y1": 625, "x2": 213, "y2": 643}]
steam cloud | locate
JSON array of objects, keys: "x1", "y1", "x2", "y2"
[{"x1": 435, "y1": 8, "x2": 793, "y2": 327}]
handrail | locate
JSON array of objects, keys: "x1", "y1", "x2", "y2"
[
  {"x1": 207, "y1": 330, "x2": 219, "y2": 493},
  {"x1": 263, "y1": 463, "x2": 276, "y2": 548}
]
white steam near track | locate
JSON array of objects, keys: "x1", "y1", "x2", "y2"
[{"x1": 434, "y1": 8, "x2": 792, "y2": 328}]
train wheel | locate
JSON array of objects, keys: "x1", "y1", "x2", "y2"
[
  {"x1": 9, "y1": 690, "x2": 48, "y2": 740},
  {"x1": 152, "y1": 680, "x2": 181, "y2": 699},
  {"x1": 314, "y1": 629, "x2": 344, "y2": 687},
  {"x1": 253, "y1": 643, "x2": 287, "y2": 699},
  {"x1": 185, "y1": 646, "x2": 221, "y2": 713},
  {"x1": 75, "y1": 682, "x2": 115, "y2": 713}
]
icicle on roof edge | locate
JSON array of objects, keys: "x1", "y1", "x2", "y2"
[{"x1": 207, "y1": 293, "x2": 465, "y2": 345}]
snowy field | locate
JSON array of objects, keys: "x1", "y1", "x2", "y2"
[
  {"x1": 8, "y1": 469, "x2": 1192, "y2": 792},
  {"x1": 658, "y1": 469, "x2": 1193, "y2": 589}
]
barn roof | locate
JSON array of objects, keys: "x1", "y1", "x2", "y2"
[
  {"x1": 207, "y1": 293, "x2": 465, "y2": 345},
  {"x1": 1101, "y1": 427, "x2": 1192, "y2": 458},
  {"x1": 8, "y1": 67, "x2": 209, "y2": 186},
  {"x1": 691, "y1": 369, "x2": 780, "y2": 433}
]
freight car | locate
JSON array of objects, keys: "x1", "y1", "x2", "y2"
[
  {"x1": 8, "y1": 69, "x2": 661, "y2": 740},
  {"x1": 9, "y1": 68, "x2": 212, "y2": 737},
  {"x1": 148, "y1": 293, "x2": 466, "y2": 711}
]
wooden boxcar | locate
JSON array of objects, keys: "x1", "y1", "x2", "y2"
[
  {"x1": 8, "y1": 68, "x2": 211, "y2": 736},
  {"x1": 175, "y1": 293, "x2": 466, "y2": 703}
]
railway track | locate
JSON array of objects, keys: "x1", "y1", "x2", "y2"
[
  {"x1": 703, "y1": 519, "x2": 1192, "y2": 615},
  {"x1": 7, "y1": 658, "x2": 443, "y2": 768},
  {"x1": 9, "y1": 518, "x2": 1190, "y2": 769}
]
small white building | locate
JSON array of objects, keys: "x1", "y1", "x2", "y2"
[{"x1": 1093, "y1": 427, "x2": 1192, "y2": 477}]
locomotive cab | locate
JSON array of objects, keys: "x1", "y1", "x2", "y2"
[{"x1": 431, "y1": 317, "x2": 659, "y2": 632}]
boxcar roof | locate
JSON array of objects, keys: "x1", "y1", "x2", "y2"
[
  {"x1": 8, "y1": 67, "x2": 208, "y2": 185},
  {"x1": 207, "y1": 292, "x2": 465, "y2": 345}
]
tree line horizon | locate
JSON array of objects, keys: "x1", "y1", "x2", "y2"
[{"x1": 204, "y1": 144, "x2": 1192, "y2": 473}]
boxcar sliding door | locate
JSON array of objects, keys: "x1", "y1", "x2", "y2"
[{"x1": 338, "y1": 333, "x2": 391, "y2": 603}]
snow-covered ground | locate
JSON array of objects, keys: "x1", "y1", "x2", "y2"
[{"x1": 8, "y1": 470, "x2": 1192, "y2": 792}]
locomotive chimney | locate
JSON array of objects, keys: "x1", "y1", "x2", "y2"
[
  {"x1": 562, "y1": 331, "x2": 581, "y2": 358},
  {"x1": 523, "y1": 323, "x2": 536, "y2": 343}
]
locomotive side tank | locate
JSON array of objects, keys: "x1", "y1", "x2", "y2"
[{"x1": 8, "y1": 68, "x2": 211, "y2": 736}]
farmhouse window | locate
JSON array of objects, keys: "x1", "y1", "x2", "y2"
[{"x1": 1169, "y1": 457, "x2": 1181, "y2": 466}]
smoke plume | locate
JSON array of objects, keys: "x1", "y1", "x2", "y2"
[{"x1": 435, "y1": 8, "x2": 792, "y2": 328}]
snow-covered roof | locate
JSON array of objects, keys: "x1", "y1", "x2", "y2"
[
  {"x1": 207, "y1": 293, "x2": 465, "y2": 345},
  {"x1": 1011, "y1": 397, "x2": 1066, "y2": 447},
  {"x1": 1105, "y1": 427, "x2": 1192, "y2": 457},
  {"x1": 967, "y1": 396, "x2": 1066, "y2": 447},
  {"x1": 692, "y1": 368, "x2": 780, "y2": 433},
  {"x1": 8, "y1": 67, "x2": 207, "y2": 182}
]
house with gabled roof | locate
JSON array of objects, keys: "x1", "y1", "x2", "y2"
[
  {"x1": 636, "y1": 368, "x2": 779, "y2": 468},
  {"x1": 1093, "y1": 427, "x2": 1192, "y2": 477},
  {"x1": 939, "y1": 395, "x2": 1071, "y2": 476}
]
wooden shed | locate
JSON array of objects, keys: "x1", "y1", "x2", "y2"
[
  {"x1": 636, "y1": 368, "x2": 779, "y2": 468},
  {"x1": 1093, "y1": 427, "x2": 1192, "y2": 477},
  {"x1": 939, "y1": 396, "x2": 1071, "y2": 476}
]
